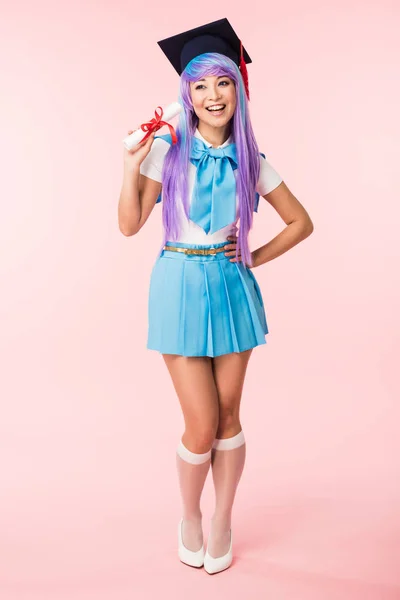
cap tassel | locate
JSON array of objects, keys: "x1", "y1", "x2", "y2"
[{"x1": 239, "y1": 39, "x2": 250, "y2": 101}]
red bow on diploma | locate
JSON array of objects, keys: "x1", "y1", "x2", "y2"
[{"x1": 139, "y1": 106, "x2": 178, "y2": 144}]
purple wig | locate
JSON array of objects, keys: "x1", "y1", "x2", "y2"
[{"x1": 159, "y1": 52, "x2": 261, "y2": 267}]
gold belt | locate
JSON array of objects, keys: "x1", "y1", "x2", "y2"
[{"x1": 163, "y1": 245, "x2": 227, "y2": 255}]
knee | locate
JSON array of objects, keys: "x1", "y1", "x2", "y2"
[
  {"x1": 183, "y1": 423, "x2": 218, "y2": 454},
  {"x1": 216, "y1": 407, "x2": 241, "y2": 437}
]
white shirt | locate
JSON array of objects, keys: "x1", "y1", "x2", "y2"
[{"x1": 140, "y1": 127, "x2": 283, "y2": 244}]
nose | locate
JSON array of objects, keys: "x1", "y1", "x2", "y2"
[{"x1": 208, "y1": 84, "x2": 223, "y2": 102}]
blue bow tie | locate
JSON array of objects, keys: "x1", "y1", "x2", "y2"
[{"x1": 189, "y1": 136, "x2": 238, "y2": 234}]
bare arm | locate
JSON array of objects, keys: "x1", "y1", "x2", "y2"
[
  {"x1": 117, "y1": 130, "x2": 161, "y2": 236},
  {"x1": 118, "y1": 167, "x2": 161, "y2": 236},
  {"x1": 251, "y1": 181, "x2": 314, "y2": 268}
]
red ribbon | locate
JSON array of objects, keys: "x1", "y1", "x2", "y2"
[
  {"x1": 239, "y1": 40, "x2": 250, "y2": 101},
  {"x1": 139, "y1": 106, "x2": 178, "y2": 144}
]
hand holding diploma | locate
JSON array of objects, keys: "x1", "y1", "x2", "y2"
[{"x1": 123, "y1": 129, "x2": 157, "y2": 172}]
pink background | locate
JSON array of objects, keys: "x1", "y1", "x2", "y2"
[{"x1": 1, "y1": 2, "x2": 399, "y2": 598}]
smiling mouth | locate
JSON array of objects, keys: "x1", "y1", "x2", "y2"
[{"x1": 206, "y1": 105, "x2": 226, "y2": 114}]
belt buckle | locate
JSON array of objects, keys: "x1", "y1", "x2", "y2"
[{"x1": 209, "y1": 247, "x2": 217, "y2": 255}]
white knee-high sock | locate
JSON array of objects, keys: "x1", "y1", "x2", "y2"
[
  {"x1": 208, "y1": 430, "x2": 246, "y2": 558},
  {"x1": 176, "y1": 439, "x2": 211, "y2": 552}
]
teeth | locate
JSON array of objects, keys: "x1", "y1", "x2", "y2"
[{"x1": 207, "y1": 105, "x2": 225, "y2": 111}]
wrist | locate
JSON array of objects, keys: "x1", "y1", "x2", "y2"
[
  {"x1": 123, "y1": 163, "x2": 140, "y2": 176},
  {"x1": 250, "y1": 251, "x2": 259, "y2": 269}
]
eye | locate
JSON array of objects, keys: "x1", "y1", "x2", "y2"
[{"x1": 194, "y1": 80, "x2": 230, "y2": 90}]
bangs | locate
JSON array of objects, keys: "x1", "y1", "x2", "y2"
[{"x1": 181, "y1": 52, "x2": 237, "y2": 82}]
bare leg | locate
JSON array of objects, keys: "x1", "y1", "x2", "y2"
[
  {"x1": 162, "y1": 354, "x2": 219, "y2": 552},
  {"x1": 207, "y1": 349, "x2": 252, "y2": 558}
]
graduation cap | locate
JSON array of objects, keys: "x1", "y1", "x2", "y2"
[{"x1": 157, "y1": 18, "x2": 251, "y2": 100}]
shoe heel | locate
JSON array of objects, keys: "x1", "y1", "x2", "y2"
[{"x1": 178, "y1": 518, "x2": 205, "y2": 568}]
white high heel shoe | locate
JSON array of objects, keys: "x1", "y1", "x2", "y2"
[
  {"x1": 178, "y1": 518, "x2": 205, "y2": 568},
  {"x1": 204, "y1": 529, "x2": 233, "y2": 574}
]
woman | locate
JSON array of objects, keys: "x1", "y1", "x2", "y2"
[{"x1": 118, "y1": 18, "x2": 313, "y2": 574}]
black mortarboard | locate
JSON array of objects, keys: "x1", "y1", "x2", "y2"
[{"x1": 157, "y1": 18, "x2": 251, "y2": 99}]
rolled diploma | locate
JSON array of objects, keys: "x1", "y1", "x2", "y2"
[{"x1": 123, "y1": 101, "x2": 182, "y2": 150}]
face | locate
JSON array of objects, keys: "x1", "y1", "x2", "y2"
[{"x1": 190, "y1": 75, "x2": 236, "y2": 128}]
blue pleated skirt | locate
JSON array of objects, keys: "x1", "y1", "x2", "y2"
[{"x1": 147, "y1": 240, "x2": 269, "y2": 357}]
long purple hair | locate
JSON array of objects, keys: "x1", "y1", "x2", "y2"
[{"x1": 159, "y1": 52, "x2": 261, "y2": 267}]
